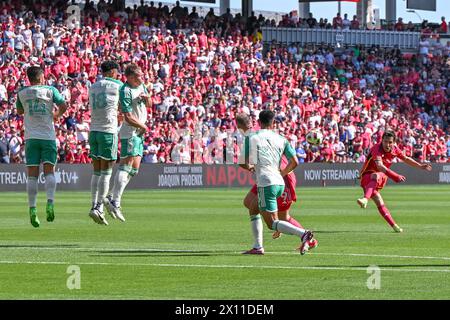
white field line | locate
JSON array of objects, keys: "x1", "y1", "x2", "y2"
[
  {"x1": 1, "y1": 246, "x2": 450, "y2": 262},
  {"x1": 0, "y1": 259, "x2": 449, "y2": 273}
]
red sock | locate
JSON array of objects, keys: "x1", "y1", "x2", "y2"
[
  {"x1": 364, "y1": 179, "x2": 377, "y2": 199},
  {"x1": 377, "y1": 205, "x2": 396, "y2": 227},
  {"x1": 288, "y1": 216, "x2": 303, "y2": 229}
]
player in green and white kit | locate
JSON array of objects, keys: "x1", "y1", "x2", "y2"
[
  {"x1": 243, "y1": 110, "x2": 316, "y2": 255},
  {"x1": 105, "y1": 64, "x2": 150, "y2": 220},
  {"x1": 16, "y1": 66, "x2": 67, "y2": 227},
  {"x1": 88, "y1": 61, "x2": 123, "y2": 225}
]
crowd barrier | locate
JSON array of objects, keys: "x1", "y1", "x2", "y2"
[
  {"x1": 262, "y1": 27, "x2": 421, "y2": 49},
  {"x1": 1, "y1": 163, "x2": 449, "y2": 191}
]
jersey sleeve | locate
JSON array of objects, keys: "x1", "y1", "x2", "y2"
[
  {"x1": 16, "y1": 95, "x2": 24, "y2": 112},
  {"x1": 240, "y1": 135, "x2": 250, "y2": 164},
  {"x1": 50, "y1": 86, "x2": 66, "y2": 105},
  {"x1": 393, "y1": 146, "x2": 407, "y2": 161},
  {"x1": 247, "y1": 135, "x2": 258, "y2": 165},
  {"x1": 119, "y1": 85, "x2": 132, "y2": 113},
  {"x1": 283, "y1": 139, "x2": 296, "y2": 160}
]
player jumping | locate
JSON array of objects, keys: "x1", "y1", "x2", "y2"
[
  {"x1": 240, "y1": 110, "x2": 317, "y2": 255},
  {"x1": 357, "y1": 130, "x2": 432, "y2": 232},
  {"x1": 88, "y1": 60, "x2": 123, "y2": 225},
  {"x1": 16, "y1": 66, "x2": 67, "y2": 227},
  {"x1": 105, "y1": 64, "x2": 151, "y2": 221}
]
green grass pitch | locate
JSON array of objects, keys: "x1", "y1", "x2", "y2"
[{"x1": 0, "y1": 185, "x2": 449, "y2": 299}]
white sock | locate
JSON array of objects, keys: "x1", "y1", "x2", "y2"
[
  {"x1": 44, "y1": 173, "x2": 56, "y2": 203},
  {"x1": 112, "y1": 168, "x2": 131, "y2": 207},
  {"x1": 27, "y1": 176, "x2": 38, "y2": 208},
  {"x1": 91, "y1": 172, "x2": 100, "y2": 207},
  {"x1": 97, "y1": 170, "x2": 112, "y2": 211},
  {"x1": 250, "y1": 214, "x2": 263, "y2": 249},
  {"x1": 272, "y1": 220, "x2": 305, "y2": 237}
]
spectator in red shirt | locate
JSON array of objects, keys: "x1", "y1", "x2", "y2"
[{"x1": 440, "y1": 17, "x2": 448, "y2": 33}]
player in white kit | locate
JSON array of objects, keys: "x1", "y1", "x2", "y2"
[
  {"x1": 243, "y1": 110, "x2": 316, "y2": 255},
  {"x1": 105, "y1": 64, "x2": 151, "y2": 221},
  {"x1": 16, "y1": 66, "x2": 67, "y2": 227},
  {"x1": 88, "y1": 60, "x2": 123, "y2": 225}
]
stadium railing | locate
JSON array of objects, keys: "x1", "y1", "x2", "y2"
[{"x1": 262, "y1": 27, "x2": 421, "y2": 49}]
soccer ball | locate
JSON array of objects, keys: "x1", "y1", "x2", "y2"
[{"x1": 306, "y1": 130, "x2": 323, "y2": 145}]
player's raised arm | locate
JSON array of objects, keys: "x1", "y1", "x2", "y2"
[{"x1": 402, "y1": 156, "x2": 432, "y2": 171}]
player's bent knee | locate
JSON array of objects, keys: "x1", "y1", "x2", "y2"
[{"x1": 278, "y1": 211, "x2": 288, "y2": 221}]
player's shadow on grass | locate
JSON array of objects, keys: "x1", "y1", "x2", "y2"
[
  {"x1": 89, "y1": 249, "x2": 230, "y2": 257},
  {"x1": 314, "y1": 230, "x2": 388, "y2": 234},
  {"x1": 0, "y1": 244, "x2": 79, "y2": 249}
]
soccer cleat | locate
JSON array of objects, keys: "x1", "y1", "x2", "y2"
[
  {"x1": 46, "y1": 202, "x2": 55, "y2": 222},
  {"x1": 393, "y1": 224, "x2": 403, "y2": 233},
  {"x1": 299, "y1": 230, "x2": 314, "y2": 255},
  {"x1": 89, "y1": 207, "x2": 101, "y2": 224},
  {"x1": 105, "y1": 200, "x2": 125, "y2": 222},
  {"x1": 97, "y1": 211, "x2": 109, "y2": 226},
  {"x1": 357, "y1": 197, "x2": 368, "y2": 209},
  {"x1": 104, "y1": 198, "x2": 117, "y2": 219},
  {"x1": 297, "y1": 238, "x2": 318, "y2": 252},
  {"x1": 29, "y1": 207, "x2": 40, "y2": 228},
  {"x1": 242, "y1": 248, "x2": 265, "y2": 255},
  {"x1": 272, "y1": 231, "x2": 281, "y2": 239}
]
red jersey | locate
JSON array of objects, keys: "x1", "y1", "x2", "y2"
[
  {"x1": 250, "y1": 155, "x2": 297, "y2": 203},
  {"x1": 280, "y1": 155, "x2": 297, "y2": 202},
  {"x1": 360, "y1": 143, "x2": 406, "y2": 177}
]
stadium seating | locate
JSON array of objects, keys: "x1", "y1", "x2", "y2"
[{"x1": 0, "y1": 0, "x2": 448, "y2": 164}]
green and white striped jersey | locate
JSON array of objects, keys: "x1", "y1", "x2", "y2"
[
  {"x1": 89, "y1": 77, "x2": 123, "y2": 134},
  {"x1": 245, "y1": 129, "x2": 296, "y2": 187},
  {"x1": 119, "y1": 82, "x2": 148, "y2": 139},
  {"x1": 16, "y1": 85, "x2": 65, "y2": 140}
]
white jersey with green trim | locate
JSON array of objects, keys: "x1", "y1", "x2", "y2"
[
  {"x1": 89, "y1": 77, "x2": 123, "y2": 134},
  {"x1": 119, "y1": 83, "x2": 148, "y2": 139},
  {"x1": 247, "y1": 129, "x2": 294, "y2": 188},
  {"x1": 16, "y1": 85, "x2": 65, "y2": 140}
]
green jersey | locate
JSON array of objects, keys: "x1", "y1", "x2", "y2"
[
  {"x1": 16, "y1": 85, "x2": 65, "y2": 140},
  {"x1": 119, "y1": 83, "x2": 148, "y2": 139},
  {"x1": 245, "y1": 129, "x2": 296, "y2": 187},
  {"x1": 89, "y1": 77, "x2": 123, "y2": 134}
]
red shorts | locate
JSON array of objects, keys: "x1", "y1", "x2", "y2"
[
  {"x1": 360, "y1": 172, "x2": 388, "y2": 191},
  {"x1": 250, "y1": 184, "x2": 294, "y2": 212}
]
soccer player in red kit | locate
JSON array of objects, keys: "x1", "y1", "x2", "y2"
[{"x1": 357, "y1": 130, "x2": 432, "y2": 232}]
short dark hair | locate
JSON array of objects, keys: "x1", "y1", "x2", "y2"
[
  {"x1": 101, "y1": 60, "x2": 119, "y2": 73},
  {"x1": 382, "y1": 130, "x2": 396, "y2": 142},
  {"x1": 259, "y1": 110, "x2": 275, "y2": 127},
  {"x1": 27, "y1": 66, "x2": 43, "y2": 83},
  {"x1": 125, "y1": 63, "x2": 141, "y2": 77}
]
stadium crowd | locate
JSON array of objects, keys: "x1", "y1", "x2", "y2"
[{"x1": 0, "y1": 0, "x2": 449, "y2": 165}]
